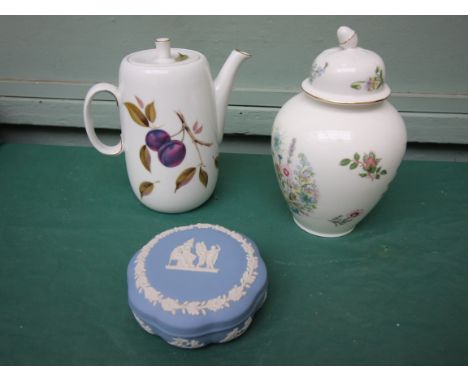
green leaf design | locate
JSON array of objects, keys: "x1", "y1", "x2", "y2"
[
  {"x1": 199, "y1": 167, "x2": 208, "y2": 187},
  {"x1": 340, "y1": 158, "x2": 351, "y2": 166},
  {"x1": 175, "y1": 53, "x2": 189, "y2": 62},
  {"x1": 139, "y1": 181, "x2": 154, "y2": 197},
  {"x1": 145, "y1": 102, "x2": 156, "y2": 123},
  {"x1": 342, "y1": 150, "x2": 386, "y2": 180},
  {"x1": 351, "y1": 82, "x2": 362, "y2": 90},
  {"x1": 140, "y1": 145, "x2": 151, "y2": 172},
  {"x1": 124, "y1": 102, "x2": 149, "y2": 127},
  {"x1": 175, "y1": 167, "x2": 196, "y2": 192}
]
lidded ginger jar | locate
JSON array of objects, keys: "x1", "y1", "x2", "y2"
[{"x1": 271, "y1": 26, "x2": 407, "y2": 237}]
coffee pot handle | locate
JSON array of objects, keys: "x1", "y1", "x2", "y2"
[{"x1": 83, "y1": 83, "x2": 123, "y2": 156}]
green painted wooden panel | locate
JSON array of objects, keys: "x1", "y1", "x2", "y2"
[
  {"x1": 1, "y1": 96, "x2": 467, "y2": 144},
  {"x1": 1, "y1": 15, "x2": 468, "y2": 93},
  {"x1": 0, "y1": 16, "x2": 467, "y2": 143},
  {"x1": 1, "y1": 81, "x2": 468, "y2": 114}
]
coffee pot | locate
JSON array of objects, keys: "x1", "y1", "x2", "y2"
[{"x1": 84, "y1": 38, "x2": 250, "y2": 213}]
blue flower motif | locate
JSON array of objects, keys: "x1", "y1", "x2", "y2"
[
  {"x1": 273, "y1": 138, "x2": 319, "y2": 216},
  {"x1": 310, "y1": 62, "x2": 329, "y2": 82}
]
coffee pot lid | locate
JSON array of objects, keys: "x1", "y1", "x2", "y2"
[
  {"x1": 127, "y1": 37, "x2": 199, "y2": 67},
  {"x1": 301, "y1": 26, "x2": 391, "y2": 104}
]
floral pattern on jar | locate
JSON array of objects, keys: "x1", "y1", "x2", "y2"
[
  {"x1": 350, "y1": 66, "x2": 385, "y2": 91},
  {"x1": 272, "y1": 134, "x2": 319, "y2": 215},
  {"x1": 340, "y1": 151, "x2": 387, "y2": 180},
  {"x1": 309, "y1": 61, "x2": 328, "y2": 82},
  {"x1": 329, "y1": 209, "x2": 364, "y2": 226}
]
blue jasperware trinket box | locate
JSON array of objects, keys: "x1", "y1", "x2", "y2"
[{"x1": 127, "y1": 223, "x2": 268, "y2": 349}]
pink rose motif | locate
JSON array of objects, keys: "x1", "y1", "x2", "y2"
[
  {"x1": 362, "y1": 152, "x2": 377, "y2": 171},
  {"x1": 282, "y1": 167, "x2": 290, "y2": 177},
  {"x1": 340, "y1": 151, "x2": 386, "y2": 181},
  {"x1": 347, "y1": 209, "x2": 364, "y2": 219}
]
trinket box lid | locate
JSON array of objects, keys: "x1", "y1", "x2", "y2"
[
  {"x1": 301, "y1": 26, "x2": 392, "y2": 104},
  {"x1": 127, "y1": 223, "x2": 268, "y2": 348}
]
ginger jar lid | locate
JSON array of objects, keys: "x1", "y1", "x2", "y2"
[
  {"x1": 301, "y1": 26, "x2": 391, "y2": 104},
  {"x1": 127, "y1": 223, "x2": 268, "y2": 349}
]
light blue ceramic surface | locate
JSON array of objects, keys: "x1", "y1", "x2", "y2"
[{"x1": 127, "y1": 223, "x2": 268, "y2": 349}]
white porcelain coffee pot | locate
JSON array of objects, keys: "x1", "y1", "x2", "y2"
[
  {"x1": 84, "y1": 38, "x2": 250, "y2": 213},
  {"x1": 272, "y1": 26, "x2": 407, "y2": 237}
]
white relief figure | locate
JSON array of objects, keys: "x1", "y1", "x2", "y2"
[
  {"x1": 196, "y1": 242, "x2": 221, "y2": 271},
  {"x1": 166, "y1": 239, "x2": 221, "y2": 273},
  {"x1": 167, "y1": 239, "x2": 197, "y2": 269}
]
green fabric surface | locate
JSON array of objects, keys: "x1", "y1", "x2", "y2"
[{"x1": 0, "y1": 143, "x2": 467, "y2": 365}]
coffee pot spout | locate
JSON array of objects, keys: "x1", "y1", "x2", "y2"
[{"x1": 214, "y1": 49, "x2": 251, "y2": 143}]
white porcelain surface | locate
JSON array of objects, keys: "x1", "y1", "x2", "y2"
[
  {"x1": 83, "y1": 39, "x2": 250, "y2": 213},
  {"x1": 302, "y1": 26, "x2": 391, "y2": 104},
  {"x1": 272, "y1": 26, "x2": 406, "y2": 237},
  {"x1": 272, "y1": 92, "x2": 406, "y2": 237}
]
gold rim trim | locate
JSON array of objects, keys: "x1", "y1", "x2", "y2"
[
  {"x1": 339, "y1": 32, "x2": 357, "y2": 47},
  {"x1": 301, "y1": 84, "x2": 390, "y2": 105}
]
